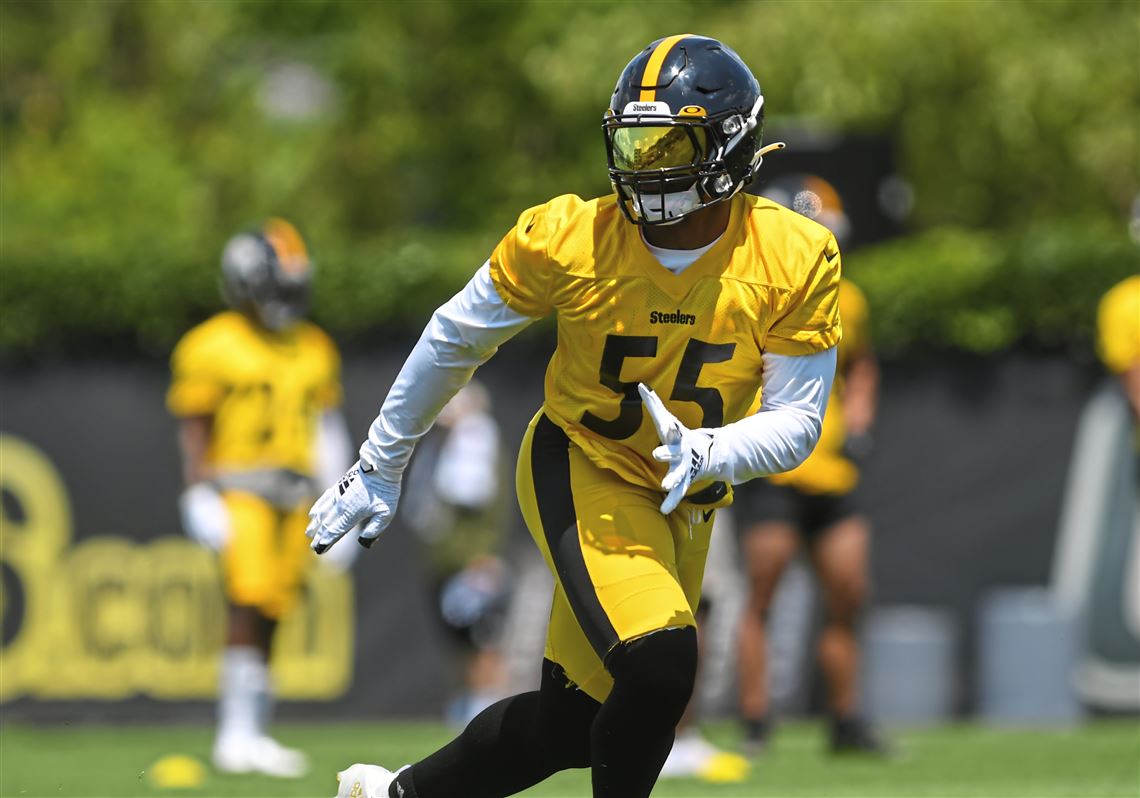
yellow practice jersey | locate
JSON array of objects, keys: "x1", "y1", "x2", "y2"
[
  {"x1": 1097, "y1": 275, "x2": 1140, "y2": 375},
  {"x1": 167, "y1": 311, "x2": 341, "y2": 475},
  {"x1": 489, "y1": 192, "x2": 842, "y2": 496},
  {"x1": 769, "y1": 278, "x2": 871, "y2": 495}
]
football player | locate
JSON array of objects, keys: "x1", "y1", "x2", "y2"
[
  {"x1": 735, "y1": 279, "x2": 885, "y2": 754},
  {"x1": 168, "y1": 218, "x2": 352, "y2": 777},
  {"x1": 1097, "y1": 274, "x2": 1140, "y2": 422},
  {"x1": 311, "y1": 35, "x2": 841, "y2": 798},
  {"x1": 730, "y1": 176, "x2": 887, "y2": 756}
]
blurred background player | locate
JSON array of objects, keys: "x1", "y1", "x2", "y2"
[
  {"x1": 402, "y1": 380, "x2": 513, "y2": 726},
  {"x1": 1096, "y1": 274, "x2": 1140, "y2": 423},
  {"x1": 167, "y1": 218, "x2": 353, "y2": 777},
  {"x1": 734, "y1": 176, "x2": 887, "y2": 755}
]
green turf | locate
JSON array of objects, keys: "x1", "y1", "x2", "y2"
[{"x1": 1, "y1": 719, "x2": 1137, "y2": 797}]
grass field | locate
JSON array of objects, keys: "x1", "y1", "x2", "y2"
[{"x1": 1, "y1": 719, "x2": 1137, "y2": 798}]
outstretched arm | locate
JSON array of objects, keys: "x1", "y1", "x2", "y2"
[
  {"x1": 307, "y1": 263, "x2": 537, "y2": 552},
  {"x1": 359, "y1": 262, "x2": 536, "y2": 482},
  {"x1": 641, "y1": 347, "x2": 836, "y2": 514}
]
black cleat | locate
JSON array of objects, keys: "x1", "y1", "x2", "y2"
[
  {"x1": 739, "y1": 716, "x2": 772, "y2": 757},
  {"x1": 829, "y1": 716, "x2": 891, "y2": 756}
]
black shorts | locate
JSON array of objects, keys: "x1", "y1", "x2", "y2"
[{"x1": 734, "y1": 478, "x2": 863, "y2": 545}]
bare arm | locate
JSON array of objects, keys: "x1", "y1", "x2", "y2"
[
  {"x1": 1120, "y1": 362, "x2": 1140, "y2": 421},
  {"x1": 175, "y1": 415, "x2": 230, "y2": 550},
  {"x1": 842, "y1": 349, "x2": 879, "y2": 438},
  {"x1": 177, "y1": 415, "x2": 214, "y2": 485}
]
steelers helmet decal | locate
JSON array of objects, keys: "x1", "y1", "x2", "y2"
[
  {"x1": 604, "y1": 35, "x2": 772, "y2": 225},
  {"x1": 220, "y1": 218, "x2": 313, "y2": 331}
]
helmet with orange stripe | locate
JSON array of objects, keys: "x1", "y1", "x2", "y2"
[
  {"x1": 220, "y1": 218, "x2": 313, "y2": 331},
  {"x1": 604, "y1": 35, "x2": 783, "y2": 225}
]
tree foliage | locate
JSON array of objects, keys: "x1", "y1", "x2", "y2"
[{"x1": 1, "y1": 0, "x2": 1136, "y2": 356}]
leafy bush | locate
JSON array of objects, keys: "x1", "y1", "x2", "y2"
[
  {"x1": 1, "y1": 0, "x2": 1136, "y2": 356},
  {"x1": 849, "y1": 221, "x2": 1137, "y2": 355}
]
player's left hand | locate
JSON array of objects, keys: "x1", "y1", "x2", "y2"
[
  {"x1": 306, "y1": 461, "x2": 401, "y2": 554},
  {"x1": 638, "y1": 383, "x2": 719, "y2": 515}
]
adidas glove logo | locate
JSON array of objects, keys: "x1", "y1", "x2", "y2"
[
  {"x1": 687, "y1": 448, "x2": 704, "y2": 481},
  {"x1": 338, "y1": 469, "x2": 358, "y2": 496}
]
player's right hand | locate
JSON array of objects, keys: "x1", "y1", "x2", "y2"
[
  {"x1": 178, "y1": 483, "x2": 230, "y2": 551},
  {"x1": 306, "y1": 461, "x2": 401, "y2": 554}
]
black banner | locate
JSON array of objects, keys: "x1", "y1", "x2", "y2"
[{"x1": 0, "y1": 341, "x2": 1107, "y2": 718}]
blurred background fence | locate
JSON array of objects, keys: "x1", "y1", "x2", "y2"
[{"x1": 0, "y1": 339, "x2": 1118, "y2": 721}]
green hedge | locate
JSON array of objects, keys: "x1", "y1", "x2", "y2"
[
  {"x1": 1, "y1": 0, "x2": 1136, "y2": 356},
  {"x1": 848, "y1": 221, "x2": 1137, "y2": 355}
]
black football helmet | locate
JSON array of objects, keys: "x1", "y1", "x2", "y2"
[
  {"x1": 220, "y1": 218, "x2": 312, "y2": 331},
  {"x1": 604, "y1": 34, "x2": 783, "y2": 225}
]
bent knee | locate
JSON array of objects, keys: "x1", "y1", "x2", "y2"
[
  {"x1": 822, "y1": 580, "x2": 867, "y2": 626},
  {"x1": 608, "y1": 626, "x2": 698, "y2": 708}
]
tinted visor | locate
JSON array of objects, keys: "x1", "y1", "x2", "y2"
[{"x1": 612, "y1": 124, "x2": 708, "y2": 172}]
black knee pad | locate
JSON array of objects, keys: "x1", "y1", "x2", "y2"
[{"x1": 607, "y1": 626, "x2": 698, "y2": 715}]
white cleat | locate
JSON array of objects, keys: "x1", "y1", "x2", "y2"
[
  {"x1": 660, "y1": 731, "x2": 750, "y2": 783},
  {"x1": 213, "y1": 735, "x2": 309, "y2": 778},
  {"x1": 335, "y1": 763, "x2": 397, "y2": 798}
]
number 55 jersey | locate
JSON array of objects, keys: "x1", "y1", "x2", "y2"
[{"x1": 489, "y1": 191, "x2": 842, "y2": 497}]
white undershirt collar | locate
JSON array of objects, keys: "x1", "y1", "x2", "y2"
[{"x1": 640, "y1": 231, "x2": 723, "y2": 275}]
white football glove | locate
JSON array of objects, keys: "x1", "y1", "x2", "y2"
[
  {"x1": 178, "y1": 483, "x2": 230, "y2": 550},
  {"x1": 335, "y1": 763, "x2": 400, "y2": 798},
  {"x1": 306, "y1": 461, "x2": 401, "y2": 554},
  {"x1": 638, "y1": 383, "x2": 725, "y2": 515}
]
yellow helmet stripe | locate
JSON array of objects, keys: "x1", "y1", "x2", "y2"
[
  {"x1": 263, "y1": 217, "x2": 310, "y2": 274},
  {"x1": 639, "y1": 34, "x2": 690, "y2": 102}
]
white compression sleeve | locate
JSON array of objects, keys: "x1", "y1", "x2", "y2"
[
  {"x1": 708, "y1": 347, "x2": 837, "y2": 484},
  {"x1": 360, "y1": 262, "x2": 537, "y2": 480}
]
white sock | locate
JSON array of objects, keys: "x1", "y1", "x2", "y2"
[
  {"x1": 217, "y1": 646, "x2": 268, "y2": 743},
  {"x1": 256, "y1": 672, "x2": 276, "y2": 737}
]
